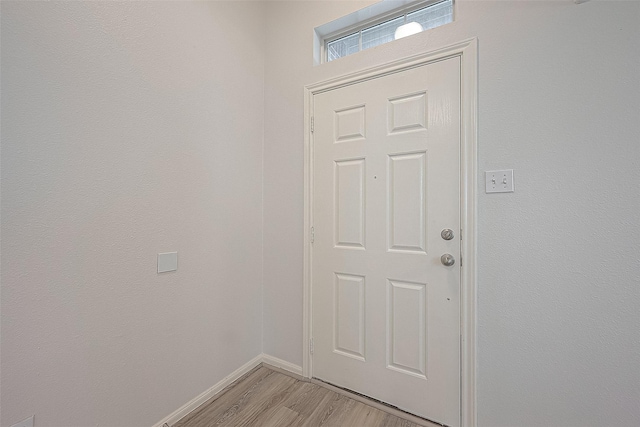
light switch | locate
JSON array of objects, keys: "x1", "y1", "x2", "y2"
[
  {"x1": 485, "y1": 169, "x2": 514, "y2": 193},
  {"x1": 157, "y1": 252, "x2": 178, "y2": 273}
]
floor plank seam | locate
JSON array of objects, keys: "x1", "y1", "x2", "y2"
[{"x1": 174, "y1": 366, "x2": 429, "y2": 427}]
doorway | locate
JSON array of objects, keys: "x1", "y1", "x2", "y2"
[{"x1": 303, "y1": 39, "x2": 478, "y2": 427}]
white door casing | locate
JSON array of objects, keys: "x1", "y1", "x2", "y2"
[{"x1": 303, "y1": 39, "x2": 478, "y2": 427}]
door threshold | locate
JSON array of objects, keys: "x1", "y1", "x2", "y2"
[{"x1": 311, "y1": 377, "x2": 447, "y2": 427}]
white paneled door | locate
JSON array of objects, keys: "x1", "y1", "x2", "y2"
[{"x1": 312, "y1": 57, "x2": 461, "y2": 427}]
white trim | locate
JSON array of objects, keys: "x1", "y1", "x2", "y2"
[
  {"x1": 262, "y1": 354, "x2": 304, "y2": 377},
  {"x1": 302, "y1": 87, "x2": 313, "y2": 379},
  {"x1": 303, "y1": 38, "x2": 478, "y2": 427},
  {"x1": 151, "y1": 354, "x2": 303, "y2": 427},
  {"x1": 459, "y1": 38, "x2": 478, "y2": 427},
  {"x1": 151, "y1": 354, "x2": 263, "y2": 427}
]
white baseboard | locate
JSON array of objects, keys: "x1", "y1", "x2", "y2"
[
  {"x1": 152, "y1": 354, "x2": 263, "y2": 427},
  {"x1": 152, "y1": 354, "x2": 303, "y2": 427},
  {"x1": 261, "y1": 354, "x2": 303, "y2": 377}
]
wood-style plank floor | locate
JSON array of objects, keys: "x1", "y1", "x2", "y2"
[{"x1": 173, "y1": 365, "x2": 425, "y2": 427}]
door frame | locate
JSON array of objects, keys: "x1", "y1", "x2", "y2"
[{"x1": 303, "y1": 38, "x2": 478, "y2": 427}]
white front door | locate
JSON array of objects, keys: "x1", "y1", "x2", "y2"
[{"x1": 312, "y1": 56, "x2": 461, "y2": 427}]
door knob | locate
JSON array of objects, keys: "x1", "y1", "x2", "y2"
[
  {"x1": 441, "y1": 254, "x2": 455, "y2": 266},
  {"x1": 441, "y1": 228, "x2": 454, "y2": 240}
]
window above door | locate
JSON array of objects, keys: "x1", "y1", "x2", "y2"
[{"x1": 316, "y1": 0, "x2": 454, "y2": 64}]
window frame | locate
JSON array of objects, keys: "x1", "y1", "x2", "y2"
[{"x1": 322, "y1": 0, "x2": 454, "y2": 63}]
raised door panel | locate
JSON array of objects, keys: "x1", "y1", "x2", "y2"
[
  {"x1": 388, "y1": 92, "x2": 427, "y2": 134},
  {"x1": 334, "y1": 159, "x2": 366, "y2": 249},
  {"x1": 387, "y1": 279, "x2": 427, "y2": 378},
  {"x1": 388, "y1": 152, "x2": 427, "y2": 253},
  {"x1": 335, "y1": 105, "x2": 366, "y2": 143},
  {"x1": 334, "y1": 273, "x2": 366, "y2": 360}
]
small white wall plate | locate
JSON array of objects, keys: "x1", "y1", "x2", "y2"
[{"x1": 157, "y1": 252, "x2": 178, "y2": 273}]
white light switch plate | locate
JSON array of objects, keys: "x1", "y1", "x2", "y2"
[
  {"x1": 485, "y1": 169, "x2": 514, "y2": 193},
  {"x1": 11, "y1": 416, "x2": 34, "y2": 427},
  {"x1": 157, "y1": 252, "x2": 178, "y2": 273}
]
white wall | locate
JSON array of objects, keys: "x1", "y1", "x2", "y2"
[
  {"x1": 2, "y1": 1, "x2": 639, "y2": 426},
  {"x1": 263, "y1": 1, "x2": 640, "y2": 426},
  {"x1": 1, "y1": 1, "x2": 265, "y2": 426}
]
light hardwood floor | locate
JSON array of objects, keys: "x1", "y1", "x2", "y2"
[{"x1": 173, "y1": 365, "x2": 428, "y2": 427}]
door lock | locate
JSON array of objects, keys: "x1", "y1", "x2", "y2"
[
  {"x1": 441, "y1": 229, "x2": 454, "y2": 240},
  {"x1": 441, "y1": 254, "x2": 455, "y2": 266}
]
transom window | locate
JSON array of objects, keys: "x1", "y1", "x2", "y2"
[{"x1": 325, "y1": 0, "x2": 454, "y2": 63}]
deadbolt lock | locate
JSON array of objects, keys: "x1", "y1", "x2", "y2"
[{"x1": 441, "y1": 228, "x2": 454, "y2": 240}]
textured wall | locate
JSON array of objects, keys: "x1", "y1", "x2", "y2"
[
  {"x1": 263, "y1": 1, "x2": 640, "y2": 426},
  {"x1": 1, "y1": 1, "x2": 265, "y2": 426},
  {"x1": 2, "y1": 1, "x2": 639, "y2": 426}
]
